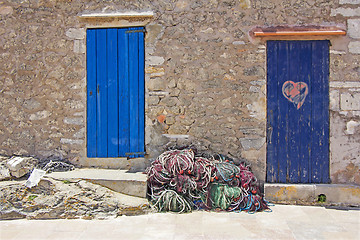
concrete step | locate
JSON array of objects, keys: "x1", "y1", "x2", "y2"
[
  {"x1": 46, "y1": 168, "x2": 147, "y2": 198},
  {"x1": 264, "y1": 183, "x2": 360, "y2": 207}
]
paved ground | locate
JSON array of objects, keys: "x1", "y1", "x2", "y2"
[{"x1": 1, "y1": 204, "x2": 359, "y2": 240}]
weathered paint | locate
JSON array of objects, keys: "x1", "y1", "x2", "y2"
[{"x1": 282, "y1": 81, "x2": 309, "y2": 109}]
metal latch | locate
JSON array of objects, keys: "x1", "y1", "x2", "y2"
[{"x1": 267, "y1": 126, "x2": 273, "y2": 144}]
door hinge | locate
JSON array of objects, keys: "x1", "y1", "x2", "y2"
[
  {"x1": 125, "y1": 152, "x2": 146, "y2": 156},
  {"x1": 125, "y1": 29, "x2": 146, "y2": 34}
]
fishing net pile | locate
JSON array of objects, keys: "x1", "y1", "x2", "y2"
[{"x1": 146, "y1": 149, "x2": 269, "y2": 213}]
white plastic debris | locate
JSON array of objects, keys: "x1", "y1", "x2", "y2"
[{"x1": 25, "y1": 168, "x2": 46, "y2": 188}]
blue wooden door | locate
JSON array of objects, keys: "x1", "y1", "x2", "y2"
[
  {"x1": 87, "y1": 27, "x2": 145, "y2": 158},
  {"x1": 266, "y1": 40, "x2": 330, "y2": 183}
]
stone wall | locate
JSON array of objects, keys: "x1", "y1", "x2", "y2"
[
  {"x1": 328, "y1": 0, "x2": 360, "y2": 185},
  {"x1": 0, "y1": 0, "x2": 359, "y2": 184}
]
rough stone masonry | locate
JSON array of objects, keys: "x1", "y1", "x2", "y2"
[{"x1": 0, "y1": 0, "x2": 359, "y2": 185}]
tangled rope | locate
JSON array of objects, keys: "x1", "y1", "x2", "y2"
[
  {"x1": 146, "y1": 149, "x2": 269, "y2": 213},
  {"x1": 39, "y1": 160, "x2": 75, "y2": 173}
]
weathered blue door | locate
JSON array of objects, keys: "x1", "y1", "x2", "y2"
[
  {"x1": 87, "y1": 27, "x2": 145, "y2": 158},
  {"x1": 266, "y1": 40, "x2": 330, "y2": 183}
]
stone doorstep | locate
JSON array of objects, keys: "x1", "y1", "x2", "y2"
[
  {"x1": 264, "y1": 183, "x2": 360, "y2": 207},
  {"x1": 79, "y1": 157, "x2": 148, "y2": 171},
  {"x1": 46, "y1": 168, "x2": 147, "y2": 198}
]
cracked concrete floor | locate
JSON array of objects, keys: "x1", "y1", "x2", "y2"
[{"x1": 0, "y1": 204, "x2": 359, "y2": 240}]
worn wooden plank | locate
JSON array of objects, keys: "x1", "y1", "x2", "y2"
[
  {"x1": 128, "y1": 28, "x2": 140, "y2": 158},
  {"x1": 137, "y1": 29, "x2": 145, "y2": 157},
  {"x1": 96, "y1": 29, "x2": 108, "y2": 157},
  {"x1": 86, "y1": 29, "x2": 97, "y2": 158},
  {"x1": 319, "y1": 41, "x2": 330, "y2": 183},
  {"x1": 287, "y1": 41, "x2": 301, "y2": 183},
  {"x1": 299, "y1": 41, "x2": 312, "y2": 183},
  {"x1": 107, "y1": 28, "x2": 119, "y2": 157},
  {"x1": 277, "y1": 41, "x2": 289, "y2": 183},
  {"x1": 266, "y1": 41, "x2": 278, "y2": 183},
  {"x1": 322, "y1": 41, "x2": 330, "y2": 183},
  {"x1": 311, "y1": 41, "x2": 325, "y2": 183},
  {"x1": 118, "y1": 28, "x2": 130, "y2": 157}
]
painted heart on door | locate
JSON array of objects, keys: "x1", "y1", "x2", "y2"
[{"x1": 282, "y1": 81, "x2": 309, "y2": 109}]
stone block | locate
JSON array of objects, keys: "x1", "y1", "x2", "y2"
[
  {"x1": 329, "y1": 90, "x2": 340, "y2": 111},
  {"x1": 239, "y1": 138, "x2": 265, "y2": 150},
  {"x1": 22, "y1": 98, "x2": 41, "y2": 110},
  {"x1": 65, "y1": 28, "x2": 85, "y2": 40},
  {"x1": 348, "y1": 19, "x2": 360, "y2": 39},
  {"x1": 145, "y1": 67, "x2": 165, "y2": 77},
  {"x1": 73, "y1": 40, "x2": 85, "y2": 53},
  {"x1": 6, "y1": 156, "x2": 38, "y2": 178},
  {"x1": 147, "y1": 96, "x2": 160, "y2": 105},
  {"x1": 232, "y1": 41, "x2": 245, "y2": 45},
  {"x1": 331, "y1": 7, "x2": 360, "y2": 16},
  {"x1": 265, "y1": 184, "x2": 316, "y2": 203},
  {"x1": 145, "y1": 24, "x2": 163, "y2": 44},
  {"x1": 47, "y1": 169, "x2": 148, "y2": 198},
  {"x1": 146, "y1": 56, "x2": 165, "y2": 66},
  {"x1": 314, "y1": 184, "x2": 360, "y2": 206},
  {"x1": 29, "y1": 110, "x2": 51, "y2": 121},
  {"x1": 340, "y1": 0, "x2": 360, "y2": 4},
  {"x1": 330, "y1": 50, "x2": 346, "y2": 55},
  {"x1": 0, "y1": 163, "x2": 11, "y2": 180},
  {"x1": 161, "y1": 97, "x2": 179, "y2": 107},
  {"x1": 147, "y1": 78, "x2": 165, "y2": 91},
  {"x1": 73, "y1": 128, "x2": 85, "y2": 138},
  {"x1": 265, "y1": 184, "x2": 360, "y2": 206},
  {"x1": 330, "y1": 81, "x2": 360, "y2": 88},
  {"x1": 223, "y1": 74, "x2": 236, "y2": 81},
  {"x1": 60, "y1": 139, "x2": 84, "y2": 145},
  {"x1": 345, "y1": 120, "x2": 360, "y2": 134},
  {"x1": 340, "y1": 92, "x2": 360, "y2": 110},
  {"x1": 165, "y1": 116, "x2": 175, "y2": 125},
  {"x1": 0, "y1": 210, "x2": 26, "y2": 220},
  {"x1": 243, "y1": 65, "x2": 265, "y2": 76},
  {"x1": 348, "y1": 41, "x2": 360, "y2": 54},
  {"x1": 162, "y1": 134, "x2": 190, "y2": 140},
  {"x1": 0, "y1": 6, "x2": 13, "y2": 15},
  {"x1": 167, "y1": 124, "x2": 187, "y2": 134},
  {"x1": 64, "y1": 117, "x2": 84, "y2": 125}
]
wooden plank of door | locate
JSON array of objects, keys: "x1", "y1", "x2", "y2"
[
  {"x1": 107, "y1": 28, "x2": 119, "y2": 157},
  {"x1": 118, "y1": 28, "x2": 130, "y2": 157},
  {"x1": 138, "y1": 29, "x2": 145, "y2": 157},
  {"x1": 277, "y1": 41, "x2": 289, "y2": 183},
  {"x1": 87, "y1": 29, "x2": 97, "y2": 157},
  {"x1": 299, "y1": 41, "x2": 312, "y2": 183},
  {"x1": 128, "y1": 28, "x2": 140, "y2": 158},
  {"x1": 96, "y1": 29, "x2": 108, "y2": 157},
  {"x1": 320, "y1": 41, "x2": 330, "y2": 183},
  {"x1": 266, "y1": 41, "x2": 279, "y2": 182},
  {"x1": 311, "y1": 41, "x2": 329, "y2": 183},
  {"x1": 288, "y1": 41, "x2": 301, "y2": 183}
]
